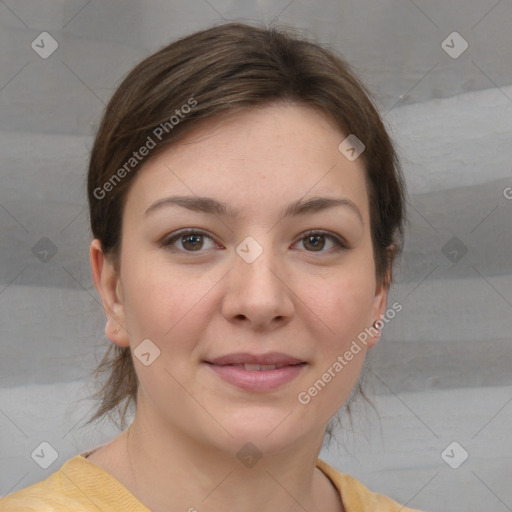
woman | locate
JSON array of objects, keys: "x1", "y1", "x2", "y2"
[{"x1": 1, "y1": 22, "x2": 420, "y2": 512}]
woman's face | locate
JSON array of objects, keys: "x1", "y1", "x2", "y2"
[{"x1": 105, "y1": 103, "x2": 387, "y2": 457}]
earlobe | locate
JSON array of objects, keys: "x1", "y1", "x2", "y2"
[
  {"x1": 367, "y1": 278, "x2": 389, "y2": 349},
  {"x1": 89, "y1": 239, "x2": 130, "y2": 348},
  {"x1": 367, "y1": 318, "x2": 383, "y2": 349}
]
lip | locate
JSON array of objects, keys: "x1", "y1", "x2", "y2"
[{"x1": 204, "y1": 352, "x2": 306, "y2": 392}]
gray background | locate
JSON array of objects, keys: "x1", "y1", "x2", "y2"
[{"x1": 1, "y1": 1, "x2": 511, "y2": 511}]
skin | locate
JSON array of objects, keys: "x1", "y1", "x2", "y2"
[{"x1": 89, "y1": 103, "x2": 389, "y2": 512}]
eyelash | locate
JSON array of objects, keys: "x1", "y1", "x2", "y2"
[{"x1": 160, "y1": 229, "x2": 349, "y2": 255}]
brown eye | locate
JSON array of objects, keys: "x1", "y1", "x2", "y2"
[
  {"x1": 161, "y1": 229, "x2": 348, "y2": 256},
  {"x1": 297, "y1": 231, "x2": 349, "y2": 253},
  {"x1": 303, "y1": 234, "x2": 326, "y2": 251},
  {"x1": 162, "y1": 230, "x2": 216, "y2": 253}
]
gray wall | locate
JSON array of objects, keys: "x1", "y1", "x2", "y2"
[{"x1": 1, "y1": 1, "x2": 511, "y2": 511}]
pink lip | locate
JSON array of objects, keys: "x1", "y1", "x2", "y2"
[{"x1": 204, "y1": 352, "x2": 306, "y2": 391}]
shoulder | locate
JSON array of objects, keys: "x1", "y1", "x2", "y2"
[
  {"x1": 316, "y1": 458, "x2": 424, "y2": 512},
  {"x1": 0, "y1": 473, "x2": 83, "y2": 512},
  {"x1": 0, "y1": 453, "x2": 149, "y2": 512},
  {"x1": 0, "y1": 456, "x2": 96, "y2": 512}
]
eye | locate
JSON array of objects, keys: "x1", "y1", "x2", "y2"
[
  {"x1": 161, "y1": 229, "x2": 218, "y2": 254},
  {"x1": 295, "y1": 230, "x2": 349, "y2": 253},
  {"x1": 161, "y1": 229, "x2": 349, "y2": 255}
]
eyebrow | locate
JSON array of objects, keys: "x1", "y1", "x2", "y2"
[{"x1": 144, "y1": 195, "x2": 363, "y2": 223}]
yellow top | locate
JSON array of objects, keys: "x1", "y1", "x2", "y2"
[{"x1": 0, "y1": 453, "x2": 422, "y2": 511}]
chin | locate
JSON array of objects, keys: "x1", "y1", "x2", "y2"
[{"x1": 209, "y1": 407, "x2": 315, "y2": 457}]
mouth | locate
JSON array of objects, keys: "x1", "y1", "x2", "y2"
[
  {"x1": 204, "y1": 353, "x2": 307, "y2": 391},
  {"x1": 205, "y1": 352, "x2": 305, "y2": 367},
  {"x1": 218, "y1": 363, "x2": 303, "y2": 371}
]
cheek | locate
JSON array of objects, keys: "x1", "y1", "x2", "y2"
[
  {"x1": 123, "y1": 270, "x2": 197, "y2": 340},
  {"x1": 306, "y1": 266, "x2": 377, "y2": 345},
  {"x1": 120, "y1": 247, "x2": 215, "y2": 358},
  {"x1": 297, "y1": 273, "x2": 374, "y2": 419}
]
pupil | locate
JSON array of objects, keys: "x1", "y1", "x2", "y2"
[
  {"x1": 307, "y1": 235, "x2": 323, "y2": 251},
  {"x1": 184, "y1": 234, "x2": 202, "y2": 250}
]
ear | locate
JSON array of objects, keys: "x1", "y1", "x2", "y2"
[
  {"x1": 90, "y1": 239, "x2": 130, "y2": 347},
  {"x1": 366, "y1": 273, "x2": 390, "y2": 350}
]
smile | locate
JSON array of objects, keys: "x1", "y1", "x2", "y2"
[{"x1": 205, "y1": 360, "x2": 307, "y2": 391}]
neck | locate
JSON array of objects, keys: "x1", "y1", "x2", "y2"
[{"x1": 114, "y1": 400, "x2": 341, "y2": 512}]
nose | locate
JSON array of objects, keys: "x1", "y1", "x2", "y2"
[{"x1": 221, "y1": 238, "x2": 295, "y2": 330}]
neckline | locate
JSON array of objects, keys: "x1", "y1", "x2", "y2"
[{"x1": 72, "y1": 451, "x2": 345, "y2": 510}]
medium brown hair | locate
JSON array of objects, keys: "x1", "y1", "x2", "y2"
[{"x1": 84, "y1": 22, "x2": 406, "y2": 431}]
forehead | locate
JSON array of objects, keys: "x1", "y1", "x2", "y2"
[{"x1": 124, "y1": 103, "x2": 370, "y2": 222}]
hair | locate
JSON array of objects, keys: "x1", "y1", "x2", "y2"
[{"x1": 84, "y1": 22, "x2": 406, "y2": 435}]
